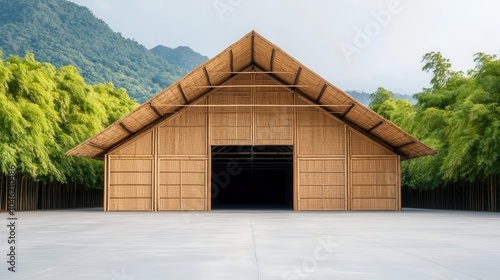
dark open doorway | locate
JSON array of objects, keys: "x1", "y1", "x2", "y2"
[{"x1": 211, "y1": 146, "x2": 293, "y2": 210}]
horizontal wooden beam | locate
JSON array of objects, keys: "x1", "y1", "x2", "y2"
[
  {"x1": 152, "y1": 104, "x2": 352, "y2": 107},
  {"x1": 187, "y1": 84, "x2": 315, "y2": 88},
  {"x1": 203, "y1": 71, "x2": 297, "y2": 74}
]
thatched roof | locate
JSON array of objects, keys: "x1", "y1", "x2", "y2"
[{"x1": 66, "y1": 31, "x2": 436, "y2": 160}]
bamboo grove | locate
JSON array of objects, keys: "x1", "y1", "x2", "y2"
[
  {"x1": 369, "y1": 52, "x2": 500, "y2": 211},
  {"x1": 0, "y1": 51, "x2": 137, "y2": 210}
]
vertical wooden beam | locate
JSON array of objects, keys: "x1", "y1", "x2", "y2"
[
  {"x1": 229, "y1": 50, "x2": 234, "y2": 73},
  {"x1": 293, "y1": 67, "x2": 302, "y2": 85},
  {"x1": 102, "y1": 154, "x2": 109, "y2": 212},
  {"x1": 341, "y1": 104, "x2": 355, "y2": 119},
  {"x1": 153, "y1": 126, "x2": 158, "y2": 211},
  {"x1": 203, "y1": 67, "x2": 212, "y2": 87},
  {"x1": 251, "y1": 69, "x2": 256, "y2": 146},
  {"x1": 345, "y1": 128, "x2": 351, "y2": 211},
  {"x1": 270, "y1": 49, "x2": 275, "y2": 71},
  {"x1": 149, "y1": 103, "x2": 163, "y2": 118},
  {"x1": 293, "y1": 93, "x2": 299, "y2": 211},
  {"x1": 367, "y1": 121, "x2": 384, "y2": 133},
  {"x1": 315, "y1": 84, "x2": 327, "y2": 103},
  {"x1": 251, "y1": 32, "x2": 255, "y2": 63},
  {"x1": 207, "y1": 97, "x2": 212, "y2": 211},
  {"x1": 119, "y1": 122, "x2": 133, "y2": 135},
  {"x1": 397, "y1": 155, "x2": 401, "y2": 211},
  {"x1": 177, "y1": 84, "x2": 189, "y2": 104},
  {"x1": 104, "y1": 155, "x2": 110, "y2": 212}
]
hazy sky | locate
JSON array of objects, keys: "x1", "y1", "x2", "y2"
[{"x1": 68, "y1": 0, "x2": 500, "y2": 94}]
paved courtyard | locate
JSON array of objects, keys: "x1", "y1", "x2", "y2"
[{"x1": 1, "y1": 208, "x2": 499, "y2": 279}]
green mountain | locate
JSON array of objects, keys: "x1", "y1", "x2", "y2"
[
  {"x1": 346, "y1": 90, "x2": 416, "y2": 106},
  {"x1": 151, "y1": 45, "x2": 209, "y2": 72},
  {"x1": 0, "y1": 0, "x2": 201, "y2": 103}
]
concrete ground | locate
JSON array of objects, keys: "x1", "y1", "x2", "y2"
[{"x1": 1, "y1": 209, "x2": 499, "y2": 280}]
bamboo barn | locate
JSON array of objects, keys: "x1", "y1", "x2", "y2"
[{"x1": 67, "y1": 31, "x2": 435, "y2": 211}]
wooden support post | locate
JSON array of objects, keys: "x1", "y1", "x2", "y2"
[
  {"x1": 229, "y1": 50, "x2": 234, "y2": 73},
  {"x1": 270, "y1": 49, "x2": 275, "y2": 71},
  {"x1": 341, "y1": 104, "x2": 355, "y2": 119},
  {"x1": 367, "y1": 121, "x2": 384, "y2": 133},
  {"x1": 203, "y1": 67, "x2": 212, "y2": 87},
  {"x1": 315, "y1": 84, "x2": 327, "y2": 103},
  {"x1": 119, "y1": 122, "x2": 133, "y2": 135},
  {"x1": 293, "y1": 67, "x2": 302, "y2": 85},
  {"x1": 177, "y1": 84, "x2": 189, "y2": 104},
  {"x1": 149, "y1": 103, "x2": 163, "y2": 118}
]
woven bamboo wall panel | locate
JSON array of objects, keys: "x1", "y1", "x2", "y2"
[
  {"x1": 182, "y1": 173, "x2": 205, "y2": 185},
  {"x1": 350, "y1": 157, "x2": 398, "y2": 210},
  {"x1": 110, "y1": 159, "x2": 152, "y2": 172},
  {"x1": 109, "y1": 172, "x2": 152, "y2": 185},
  {"x1": 351, "y1": 158, "x2": 397, "y2": 172},
  {"x1": 324, "y1": 185, "x2": 346, "y2": 198},
  {"x1": 352, "y1": 173, "x2": 397, "y2": 185},
  {"x1": 112, "y1": 130, "x2": 153, "y2": 155},
  {"x1": 254, "y1": 86, "x2": 293, "y2": 144},
  {"x1": 210, "y1": 88, "x2": 252, "y2": 145},
  {"x1": 108, "y1": 158, "x2": 153, "y2": 211},
  {"x1": 298, "y1": 159, "x2": 345, "y2": 172},
  {"x1": 182, "y1": 160, "x2": 206, "y2": 172},
  {"x1": 299, "y1": 186, "x2": 323, "y2": 198},
  {"x1": 323, "y1": 199, "x2": 346, "y2": 210},
  {"x1": 159, "y1": 159, "x2": 180, "y2": 172},
  {"x1": 300, "y1": 198, "x2": 345, "y2": 210},
  {"x1": 159, "y1": 198, "x2": 180, "y2": 210},
  {"x1": 182, "y1": 199, "x2": 205, "y2": 210},
  {"x1": 109, "y1": 185, "x2": 151, "y2": 198},
  {"x1": 181, "y1": 185, "x2": 205, "y2": 198},
  {"x1": 159, "y1": 126, "x2": 206, "y2": 155},
  {"x1": 210, "y1": 124, "x2": 252, "y2": 145},
  {"x1": 352, "y1": 199, "x2": 396, "y2": 210},
  {"x1": 298, "y1": 159, "x2": 346, "y2": 210},
  {"x1": 297, "y1": 102, "x2": 345, "y2": 156},
  {"x1": 158, "y1": 185, "x2": 180, "y2": 198},
  {"x1": 351, "y1": 185, "x2": 396, "y2": 199},
  {"x1": 158, "y1": 158, "x2": 206, "y2": 211},
  {"x1": 159, "y1": 172, "x2": 180, "y2": 185},
  {"x1": 108, "y1": 198, "x2": 152, "y2": 211},
  {"x1": 350, "y1": 131, "x2": 394, "y2": 156}
]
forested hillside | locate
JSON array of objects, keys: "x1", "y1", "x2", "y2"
[
  {"x1": 0, "y1": 0, "x2": 197, "y2": 102},
  {"x1": 0, "y1": 52, "x2": 137, "y2": 209},
  {"x1": 151, "y1": 45, "x2": 208, "y2": 72},
  {"x1": 347, "y1": 90, "x2": 415, "y2": 106},
  {"x1": 369, "y1": 52, "x2": 500, "y2": 211}
]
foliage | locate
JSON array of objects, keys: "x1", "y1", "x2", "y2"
[
  {"x1": 0, "y1": 0, "x2": 196, "y2": 103},
  {"x1": 370, "y1": 52, "x2": 500, "y2": 190},
  {"x1": 0, "y1": 51, "x2": 138, "y2": 188}
]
